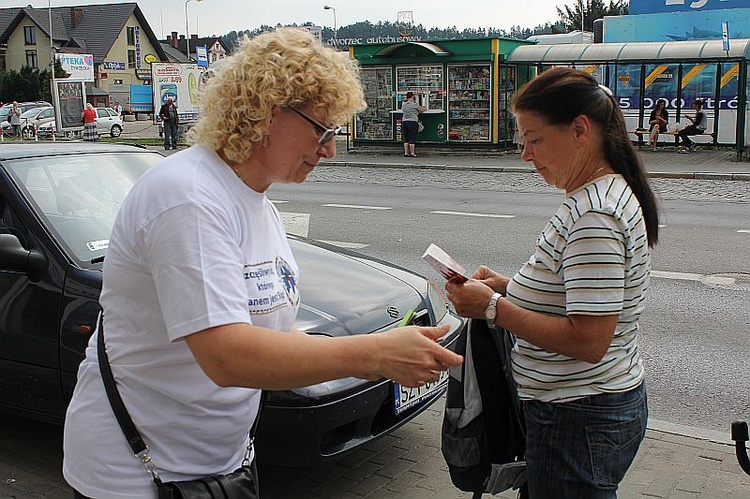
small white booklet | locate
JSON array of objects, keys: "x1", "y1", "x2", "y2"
[{"x1": 421, "y1": 243, "x2": 468, "y2": 283}]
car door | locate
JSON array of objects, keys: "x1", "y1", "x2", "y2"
[
  {"x1": 0, "y1": 171, "x2": 67, "y2": 420},
  {"x1": 35, "y1": 108, "x2": 55, "y2": 128},
  {"x1": 95, "y1": 108, "x2": 111, "y2": 135}
]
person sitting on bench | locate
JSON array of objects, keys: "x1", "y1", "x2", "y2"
[
  {"x1": 648, "y1": 99, "x2": 668, "y2": 152},
  {"x1": 678, "y1": 100, "x2": 706, "y2": 153}
]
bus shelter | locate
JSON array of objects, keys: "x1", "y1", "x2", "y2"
[
  {"x1": 507, "y1": 39, "x2": 750, "y2": 158},
  {"x1": 350, "y1": 38, "x2": 534, "y2": 149}
]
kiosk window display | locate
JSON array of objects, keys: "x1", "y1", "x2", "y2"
[
  {"x1": 396, "y1": 65, "x2": 444, "y2": 110},
  {"x1": 448, "y1": 64, "x2": 491, "y2": 142},
  {"x1": 357, "y1": 67, "x2": 394, "y2": 140}
]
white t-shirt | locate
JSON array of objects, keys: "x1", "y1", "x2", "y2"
[
  {"x1": 63, "y1": 145, "x2": 299, "y2": 498},
  {"x1": 507, "y1": 174, "x2": 650, "y2": 402}
]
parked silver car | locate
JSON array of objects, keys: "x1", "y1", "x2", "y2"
[
  {"x1": 1, "y1": 106, "x2": 55, "y2": 138},
  {"x1": 0, "y1": 101, "x2": 52, "y2": 137}
]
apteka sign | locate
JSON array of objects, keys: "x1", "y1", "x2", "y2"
[{"x1": 56, "y1": 53, "x2": 94, "y2": 82}]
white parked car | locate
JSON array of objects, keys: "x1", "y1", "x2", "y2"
[
  {"x1": 94, "y1": 107, "x2": 123, "y2": 137},
  {"x1": 37, "y1": 107, "x2": 124, "y2": 139}
]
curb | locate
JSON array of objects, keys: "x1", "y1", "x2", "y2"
[
  {"x1": 648, "y1": 418, "x2": 734, "y2": 446},
  {"x1": 321, "y1": 160, "x2": 750, "y2": 181}
]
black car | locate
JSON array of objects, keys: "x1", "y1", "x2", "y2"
[{"x1": 0, "y1": 142, "x2": 464, "y2": 467}]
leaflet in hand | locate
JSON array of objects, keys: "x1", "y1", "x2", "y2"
[{"x1": 421, "y1": 243, "x2": 468, "y2": 283}]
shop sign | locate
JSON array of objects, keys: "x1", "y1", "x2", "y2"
[
  {"x1": 102, "y1": 61, "x2": 126, "y2": 71},
  {"x1": 135, "y1": 69, "x2": 152, "y2": 79},
  {"x1": 327, "y1": 35, "x2": 422, "y2": 47},
  {"x1": 56, "y1": 53, "x2": 94, "y2": 81},
  {"x1": 630, "y1": 0, "x2": 748, "y2": 15}
]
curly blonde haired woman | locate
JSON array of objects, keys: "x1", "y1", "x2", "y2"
[{"x1": 63, "y1": 28, "x2": 462, "y2": 499}]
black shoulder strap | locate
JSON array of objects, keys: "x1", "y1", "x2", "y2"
[{"x1": 96, "y1": 315, "x2": 265, "y2": 456}]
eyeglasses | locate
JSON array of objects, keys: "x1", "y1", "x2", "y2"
[{"x1": 288, "y1": 107, "x2": 341, "y2": 145}]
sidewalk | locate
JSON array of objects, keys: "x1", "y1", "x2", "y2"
[{"x1": 323, "y1": 141, "x2": 750, "y2": 181}]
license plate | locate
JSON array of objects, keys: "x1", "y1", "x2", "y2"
[{"x1": 393, "y1": 370, "x2": 449, "y2": 415}]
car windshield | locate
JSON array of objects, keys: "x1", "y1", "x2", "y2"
[
  {"x1": 20, "y1": 107, "x2": 43, "y2": 119},
  {"x1": 5, "y1": 152, "x2": 161, "y2": 265}
]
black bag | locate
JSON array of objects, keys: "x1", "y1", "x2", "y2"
[
  {"x1": 97, "y1": 317, "x2": 262, "y2": 498},
  {"x1": 441, "y1": 319, "x2": 526, "y2": 498},
  {"x1": 156, "y1": 461, "x2": 258, "y2": 499}
]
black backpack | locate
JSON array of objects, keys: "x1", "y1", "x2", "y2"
[{"x1": 441, "y1": 319, "x2": 527, "y2": 498}]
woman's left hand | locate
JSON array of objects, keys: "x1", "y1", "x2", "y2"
[{"x1": 444, "y1": 279, "x2": 495, "y2": 319}]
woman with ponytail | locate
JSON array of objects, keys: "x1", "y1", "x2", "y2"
[{"x1": 446, "y1": 67, "x2": 659, "y2": 498}]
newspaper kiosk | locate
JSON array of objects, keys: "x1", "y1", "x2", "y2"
[{"x1": 351, "y1": 38, "x2": 534, "y2": 148}]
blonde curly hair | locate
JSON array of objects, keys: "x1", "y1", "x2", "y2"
[{"x1": 189, "y1": 28, "x2": 366, "y2": 163}]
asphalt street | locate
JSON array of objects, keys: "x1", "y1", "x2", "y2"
[{"x1": 1, "y1": 133, "x2": 749, "y2": 498}]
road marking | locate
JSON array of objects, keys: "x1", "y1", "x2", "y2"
[
  {"x1": 658, "y1": 224, "x2": 667, "y2": 228},
  {"x1": 431, "y1": 210, "x2": 515, "y2": 219},
  {"x1": 739, "y1": 229, "x2": 750, "y2": 234},
  {"x1": 269, "y1": 200, "x2": 289, "y2": 204},
  {"x1": 318, "y1": 240, "x2": 370, "y2": 250},
  {"x1": 322, "y1": 203, "x2": 392, "y2": 210},
  {"x1": 651, "y1": 270, "x2": 736, "y2": 286},
  {"x1": 280, "y1": 212, "x2": 310, "y2": 237}
]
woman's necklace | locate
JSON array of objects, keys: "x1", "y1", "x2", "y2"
[{"x1": 585, "y1": 166, "x2": 609, "y2": 184}]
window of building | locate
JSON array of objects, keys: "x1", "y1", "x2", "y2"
[
  {"x1": 126, "y1": 26, "x2": 136, "y2": 46},
  {"x1": 127, "y1": 50, "x2": 136, "y2": 68},
  {"x1": 24, "y1": 26, "x2": 36, "y2": 45},
  {"x1": 25, "y1": 50, "x2": 38, "y2": 69}
]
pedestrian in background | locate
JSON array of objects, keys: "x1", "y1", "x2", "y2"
[
  {"x1": 445, "y1": 67, "x2": 659, "y2": 499},
  {"x1": 678, "y1": 99, "x2": 706, "y2": 153},
  {"x1": 81, "y1": 103, "x2": 97, "y2": 142},
  {"x1": 647, "y1": 98, "x2": 669, "y2": 152},
  {"x1": 62, "y1": 28, "x2": 462, "y2": 499},
  {"x1": 159, "y1": 97, "x2": 179, "y2": 150},
  {"x1": 113, "y1": 101, "x2": 122, "y2": 115},
  {"x1": 9, "y1": 101, "x2": 22, "y2": 138},
  {"x1": 401, "y1": 91, "x2": 425, "y2": 157}
]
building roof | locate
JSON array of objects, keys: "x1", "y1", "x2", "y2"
[
  {"x1": 165, "y1": 36, "x2": 231, "y2": 55},
  {"x1": 159, "y1": 42, "x2": 191, "y2": 63},
  {"x1": 507, "y1": 38, "x2": 750, "y2": 63},
  {"x1": 0, "y1": 3, "x2": 167, "y2": 63}
]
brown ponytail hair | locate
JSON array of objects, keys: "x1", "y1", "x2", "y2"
[{"x1": 511, "y1": 67, "x2": 659, "y2": 247}]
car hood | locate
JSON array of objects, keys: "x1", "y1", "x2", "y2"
[{"x1": 290, "y1": 238, "x2": 423, "y2": 337}]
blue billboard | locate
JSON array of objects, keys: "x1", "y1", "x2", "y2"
[
  {"x1": 605, "y1": 9, "x2": 749, "y2": 42},
  {"x1": 630, "y1": 0, "x2": 750, "y2": 15}
]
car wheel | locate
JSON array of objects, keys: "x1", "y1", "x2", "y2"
[
  {"x1": 64, "y1": 130, "x2": 76, "y2": 139},
  {"x1": 110, "y1": 125, "x2": 122, "y2": 138},
  {"x1": 22, "y1": 126, "x2": 35, "y2": 139}
]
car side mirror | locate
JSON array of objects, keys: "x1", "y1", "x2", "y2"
[{"x1": 0, "y1": 233, "x2": 48, "y2": 282}]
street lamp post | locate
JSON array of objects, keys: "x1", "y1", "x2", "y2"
[
  {"x1": 185, "y1": 0, "x2": 203, "y2": 60},
  {"x1": 48, "y1": 1, "x2": 54, "y2": 83},
  {"x1": 324, "y1": 5, "x2": 337, "y2": 48},
  {"x1": 580, "y1": 0, "x2": 585, "y2": 32}
]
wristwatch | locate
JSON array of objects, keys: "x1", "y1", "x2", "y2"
[{"x1": 485, "y1": 292, "x2": 502, "y2": 325}]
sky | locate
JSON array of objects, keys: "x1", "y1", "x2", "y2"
[{"x1": 21, "y1": 0, "x2": 568, "y2": 38}]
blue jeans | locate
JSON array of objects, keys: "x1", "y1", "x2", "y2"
[{"x1": 523, "y1": 383, "x2": 647, "y2": 499}]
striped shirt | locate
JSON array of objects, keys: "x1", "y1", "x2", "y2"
[{"x1": 507, "y1": 174, "x2": 650, "y2": 402}]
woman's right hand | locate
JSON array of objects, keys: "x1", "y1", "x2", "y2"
[{"x1": 366, "y1": 325, "x2": 463, "y2": 387}]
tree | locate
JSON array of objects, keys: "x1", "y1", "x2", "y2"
[
  {"x1": 0, "y1": 60, "x2": 67, "y2": 103},
  {"x1": 557, "y1": 0, "x2": 628, "y2": 32}
]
